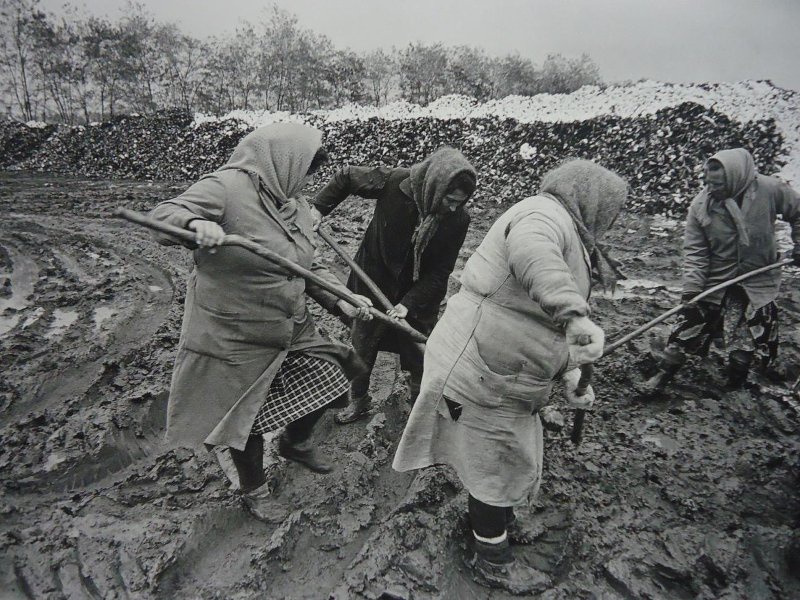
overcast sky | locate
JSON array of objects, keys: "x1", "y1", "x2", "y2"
[{"x1": 44, "y1": 0, "x2": 800, "y2": 92}]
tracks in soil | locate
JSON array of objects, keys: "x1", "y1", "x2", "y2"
[{"x1": 2, "y1": 175, "x2": 800, "y2": 599}]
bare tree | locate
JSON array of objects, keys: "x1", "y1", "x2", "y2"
[
  {"x1": 398, "y1": 42, "x2": 448, "y2": 105},
  {"x1": 363, "y1": 48, "x2": 396, "y2": 106}
]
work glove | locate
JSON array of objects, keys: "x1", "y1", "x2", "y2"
[
  {"x1": 562, "y1": 368, "x2": 595, "y2": 410},
  {"x1": 565, "y1": 316, "x2": 604, "y2": 366}
]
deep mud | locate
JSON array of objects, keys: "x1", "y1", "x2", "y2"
[{"x1": 1, "y1": 171, "x2": 799, "y2": 599}]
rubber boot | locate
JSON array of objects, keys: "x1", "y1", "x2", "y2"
[
  {"x1": 334, "y1": 393, "x2": 372, "y2": 424},
  {"x1": 467, "y1": 538, "x2": 551, "y2": 595},
  {"x1": 642, "y1": 347, "x2": 686, "y2": 395},
  {"x1": 277, "y1": 432, "x2": 333, "y2": 474},
  {"x1": 725, "y1": 351, "x2": 752, "y2": 390},
  {"x1": 505, "y1": 507, "x2": 545, "y2": 545},
  {"x1": 241, "y1": 481, "x2": 290, "y2": 523}
]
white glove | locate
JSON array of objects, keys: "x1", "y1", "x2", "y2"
[
  {"x1": 562, "y1": 368, "x2": 595, "y2": 410},
  {"x1": 565, "y1": 316, "x2": 604, "y2": 366}
]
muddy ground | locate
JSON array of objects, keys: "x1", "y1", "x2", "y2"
[{"x1": 1, "y1": 171, "x2": 799, "y2": 599}]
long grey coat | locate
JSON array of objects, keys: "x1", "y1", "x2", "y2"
[{"x1": 151, "y1": 124, "x2": 361, "y2": 451}]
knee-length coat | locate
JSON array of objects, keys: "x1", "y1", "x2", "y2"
[{"x1": 151, "y1": 124, "x2": 362, "y2": 451}]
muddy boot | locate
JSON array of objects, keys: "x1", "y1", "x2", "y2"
[
  {"x1": 467, "y1": 538, "x2": 550, "y2": 595},
  {"x1": 642, "y1": 347, "x2": 685, "y2": 395},
  {"x1": 505, "y1": 508, "x2": 545, "y2": 545},
  {"x1": 725, "y1": 351, "x2": 752, "y2": 391},
  {"x1": 334, "y1": 393, "x2": 372, "y2": 425},
  {"x1": 277, "y1": 433, "x2": 333, "y2": 474},
  {"x1": 241, "y1": 481, "x2": 290, "y2": 523}
]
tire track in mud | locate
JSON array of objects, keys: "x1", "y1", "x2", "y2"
[
  {"x1": 2, "y1": 175, "x2": 800, "y2": 599},
  {"x1": 0, "y1": 214, "x2": 181, "y2": 494}
]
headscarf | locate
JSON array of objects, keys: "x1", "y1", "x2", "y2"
[
  {"x1": 407, "y1": 147, "x2": 477, "y2": 280},
  {"x1": 539, "y1": 159, "x2": 629, "y2": 290},
  {"x1": 696, "y1": 148, "x2": 755, "y2": 246},
  {"x1": 218, "y1": 122, "x2": 323, "y2": 205}
]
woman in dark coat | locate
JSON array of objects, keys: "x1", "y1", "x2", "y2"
[
  {"x1": 150, "y1": 123, "x2": 372, "y2": 519},
  {"x1": 311, "y1": 147, "x2": 477, "y2": 423}
]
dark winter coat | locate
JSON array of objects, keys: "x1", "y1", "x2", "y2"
[{"x1": 313, "y1": 166, "x2": 470, "y2": 337}]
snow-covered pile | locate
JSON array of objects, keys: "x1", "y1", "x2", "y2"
[
  {"x1": 4, "y1": 80, "x2": 795, "y2": 217},
  {"x1": 197, "y1": 80, "x2": 800, "y2": 185}
]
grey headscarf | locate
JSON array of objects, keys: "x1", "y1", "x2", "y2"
[
  {"x1": 539, "y1": 159, "x2": 629, "y2": 289},
  {"x1": 218, "y1": 122, "x2": 322, "y2": 204}
]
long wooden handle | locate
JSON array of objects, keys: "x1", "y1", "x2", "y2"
[
  {"x1": 570, "y1": 339, "x2": 594, "y2": 446},
  {"x1": 603, "y1": 258, "x2": 794, "y2": 357},
  {"x1": 114, "y1": 208, "x2": 428, "y2": 343},
  {"x1": 317, "y1": 227, "x2": 396, "y2": 313}
]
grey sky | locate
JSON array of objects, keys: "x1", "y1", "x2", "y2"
[{"x1": 48, "y1": 0, "x2": 800, "y2": 91}]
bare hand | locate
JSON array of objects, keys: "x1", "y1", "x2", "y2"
[
  {"x1": 188, "y1": 219, "x2": 225, "y2": 247},
  {"x1": 309, "y1": 206, "x2": 323, "y2": 231},
  {"x1": 565, "y1": 316, "x2": 604, "y2": 366},
  {"x1": 387, "y1": 303, "x2": 408, "y2": 320},
  {"x1": 562, "y1": 368, "x2": 595, "y2": 409},
  {"x1": 337, "y1": 294, "x2": 373, "y2": 321}
]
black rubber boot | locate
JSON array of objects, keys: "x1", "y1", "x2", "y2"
[
  {"x1": 725, "y1": 351, "x2": 753, "y2": 390},
  {"x1": 277, "y1": 432, "x2": 333, "y2": 474},
  {"x1": 642, "y1": 347, "x2": 686, "y2": 395},
  {"x1": 334, "y1": 393, "x2": 372, "y2": 424},
  {"x1": 467, "y1": 538, "x2": 551, "y2": 595}
]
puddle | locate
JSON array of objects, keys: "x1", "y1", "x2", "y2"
[
  {"x1": 46, "y1": 308, "x2": 79, "y2": 339},
  {"x1": 597, "y1": 278, "x2": 682, "y2": 299},
  {"x1": 93, "y1": 306, "x2": 117, "y2": 331},
  {"x1": 148, "y1": 285, "x2": 163, "y2": 292},
  {"x1": 0, "y1": 245, "x2": 39, "y2": 336}
]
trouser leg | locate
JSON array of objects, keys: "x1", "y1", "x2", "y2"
[
  {"x1": 350, "y1": 319, "x2": 383, "y2": 399},
  {"x1": 399, "y1": 340, "x2": 425, "y2": 405}
]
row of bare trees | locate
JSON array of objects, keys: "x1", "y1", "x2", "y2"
[{"x1": 0, "y1": 0, "x2": 603, "y2": 124}]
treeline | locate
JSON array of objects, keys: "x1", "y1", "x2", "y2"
[{"x1": 0, "y1": 0, "x2": 603, "y2": 124}]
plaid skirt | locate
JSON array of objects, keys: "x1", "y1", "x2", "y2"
[
  {"x1": 668, "y1": 285, "x2": 779, "y2": 367},
  {"x1": 251, "y1": 353, "x2": 349, "y2": 434}
]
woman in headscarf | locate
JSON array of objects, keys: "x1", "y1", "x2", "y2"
[
  {"x1": 311, "y1": 147, "x2": 477, "y2": 423},
  {"x1": 644, "y1": 147, "x2": 800, "y2": 393},
  {"x1": 392, "y1": 159, "x2": 628, "y2": 594},
  {"x1": 149, "y1": 123, "x2": 373, "y2": 519}
]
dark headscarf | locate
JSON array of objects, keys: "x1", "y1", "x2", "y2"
[
  {"x1": 539, "y1": 159, "x2": 629, "y2": 289},
  {"x1": 407, "y1": 147, "x2": 477, "y2": 280}
]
